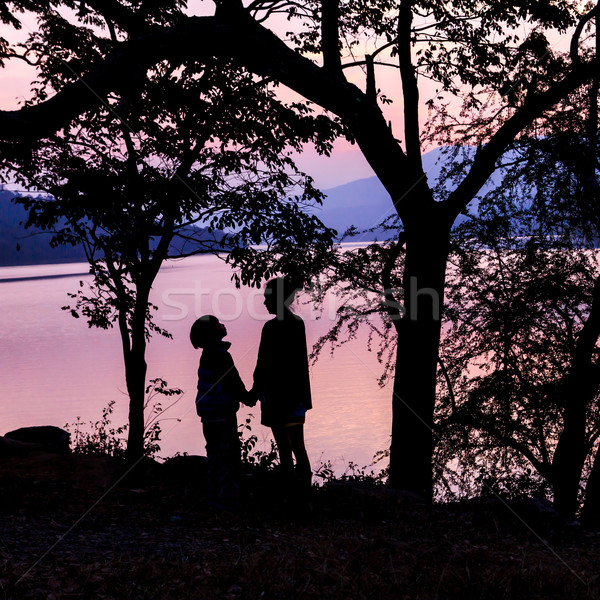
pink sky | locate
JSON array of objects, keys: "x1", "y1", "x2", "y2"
[
  {"x1": 0, "y1": 50, "x2": 377, "y2": 188},
  {"x1": 0, "y1": 5, "x2": 577, "y2": 189},
  {"x1": 0, "y1": 12, "x2": 380, "y2": 189}
]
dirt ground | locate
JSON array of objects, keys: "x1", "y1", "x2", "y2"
[{"x1": 1, "y1": 452, "x2": 599, "y2": 600}]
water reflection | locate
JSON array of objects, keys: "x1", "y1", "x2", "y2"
[{"x1": 0, "y1": 256, "x2": 391, "y2": 473}]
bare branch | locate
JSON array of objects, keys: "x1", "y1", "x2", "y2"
[
  {"x1": 398, "y1": 0, "x2": 423, "y2": 173},
  {"x1": 570, "y1": 0, "x2": 600, "y2": 64},
  {"x1": 321, "y1": 0, "x2": 342, "y2": 76}
]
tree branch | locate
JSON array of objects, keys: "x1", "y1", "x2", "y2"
[
  {"x1": 321, "y1": 0, "x2": 342, "y2": 76},
  {"x1": 365, "y1": 54, "x2": 376, "y2": 103},
  {"x1": 570, "y1": 0, "x2": 600, "y2": 64},
  {"x1": 398, "y1": 0, "x2": 422, "y2": 172},
  {"x1": 444, "y1": 57, "x2": 600, "y2": 222},
  {"x1": 451, "y1": 410, "x2": 551, "y2": 479},
  {"x1": 0, "y1": 12, "x2": 409, "y2": 203}
]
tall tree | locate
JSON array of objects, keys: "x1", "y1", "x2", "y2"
[
  {"x1": 1, "y1": 0, "x2": 599, "y2": 496},
  {"x1": 311, "y1": 128, "x2": 600, "y2": 517},
  {"x1": 436, "y1": 151, "x2": 600, "y2": 510},
  {"x1": 3, "y1": 8, "x2": 337, "y2": 462},
  {"x1": 434, "y1": 6, "x2": 600, "y2": 518}
]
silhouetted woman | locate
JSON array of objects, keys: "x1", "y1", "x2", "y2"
[{"x1": 251, "y1": 277, "x2": 312, "y2": 494}]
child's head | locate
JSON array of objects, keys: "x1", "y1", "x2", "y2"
[{"x1": 190, "y1": 315, "x2": 227, "y2": 349}]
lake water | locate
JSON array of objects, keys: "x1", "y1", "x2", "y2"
[{"x1": 0, "y1": 255, "x2": 392, "y2": 474}]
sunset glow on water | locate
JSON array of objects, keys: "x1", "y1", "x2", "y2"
[{"x1": 0, "y1": 255, "x2": 392, "y2": 474}]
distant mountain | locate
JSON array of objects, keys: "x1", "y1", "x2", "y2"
[
  {"x1": 316, "y1": 147, "x2": 487, "y2": 240},
  {"x1": 316, "y1": 176, "x2": 392, "y2": 240},
  {"x1": 0, "y1": 191, "x2": 229, "y2": 268},
  {"x1": 0, "y1": 190, "x2": 89, "y2": 267},
  {"x1": 0, "y1": 147, "x2": 495, "y2": 266}
]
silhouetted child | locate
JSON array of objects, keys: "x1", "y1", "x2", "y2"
[
  {"x1": 190, "y1": 315, "x2": 254, "y2": 508},
  {"x1": 251, "y1": 277, "x2": 313, "y2": 503}
]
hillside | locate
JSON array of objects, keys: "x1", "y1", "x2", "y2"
[
  {"x1": 1, "y1": 148, "x2": 484, "y2": 265},
  {"x1": 0, "y1": 190, "x2": 89, "y2": 266},
  {"x1": 316, "y1": 147, "x2": 479, "y2": 240},
  {"x1": 0, "y1": 190, "x2": 228, "y2": 267}
]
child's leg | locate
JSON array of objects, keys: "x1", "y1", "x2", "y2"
[
  {"x1": 203, "y1": 418, "x2": 240, "y2": 505},
  {"x1": 218, "y1": 416, "x2": 241, "y2": 504},
  {"x1": 202, "y1": 420, "x2": 220, "y2": 501}
]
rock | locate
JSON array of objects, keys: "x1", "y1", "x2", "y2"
[
  {"x1": 0, "y1": 435, "x2": 42, "y2": 458},
  {"x1": 508, "y1": 496, "x2": 564, "y2": 527},
  {"x1": 161, "y1": 455, "x2": 208, "y2": 485},
  {"x1": 0, "y1": 452, "x2": 123, "y2": 488},
  {"x1": 4, "y1": 426, "x2": 70, "y2": 453}
]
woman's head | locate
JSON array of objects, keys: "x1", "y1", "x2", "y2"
[
  {"x1": 263, "y1": 277, "x2": 299, "y2": 315},
  {"x1": 190, "y1": 315, "x2": 226, "y2": 348}
]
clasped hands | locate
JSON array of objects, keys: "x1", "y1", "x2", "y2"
[{"x1": 243, "y1": 387, "x2": 263, "y2": 407}]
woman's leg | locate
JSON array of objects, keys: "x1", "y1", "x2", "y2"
[
  {"x1": 288, "y1": 424, "x2": 311, "y2": 486},
  {"x1": 271, "y1": 426, "x2": 294, "y2": 477}
]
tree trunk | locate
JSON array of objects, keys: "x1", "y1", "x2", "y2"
[
  {"x1": 122, "y1": 285, "x2": 151, "y2": 464},
  {"x1": 125, "y1": 344, "x2": 148, "y2": 463},
  {"x1": 552, "y1": 276, "x2": 600, "y2": 518},
  {"x1": 551, "y1": 387, "x2": 589, "y2": 519},
  {"x1": 582, "y1": 440, "x2": 600, "y2": 525},
  {"x1": 388, "y1": 219, "x2": 451, "y2": 499}
]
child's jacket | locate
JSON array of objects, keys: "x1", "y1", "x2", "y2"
[{"x1": 198, "y1": 341, "x2": 247, "y2": 422}]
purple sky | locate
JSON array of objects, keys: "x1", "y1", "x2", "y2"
[
  {"x1": 0, "y1": 8, "x2": 403, "y2": 190},
  {"x1": 0, "y1": 49, "x2": 377, "y2": 189},
  {"x1": 1, "y1": 7, "x2": 573, "y2": 190}
]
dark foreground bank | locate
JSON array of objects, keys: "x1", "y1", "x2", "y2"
[{"x1": 1, "y1": 452, "x2": 599, "y2": 600}]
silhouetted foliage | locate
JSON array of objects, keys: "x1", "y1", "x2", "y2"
[
  {"x1": 2, "y1": 6, "x2": 338, "y2": 462},
  {"x1": 429, "y1": 47, "x2": 600, "y2": 519},
  {"x1": 1, "y1": 0, "x2": 599, "y2": 496},
  {"x1": 437, "y1": 201, "x2": 600, "y2": 503}
]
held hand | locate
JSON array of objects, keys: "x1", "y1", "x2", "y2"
[{"x1": 243, "y1": 389, "x2": 258, "y2": 407}]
